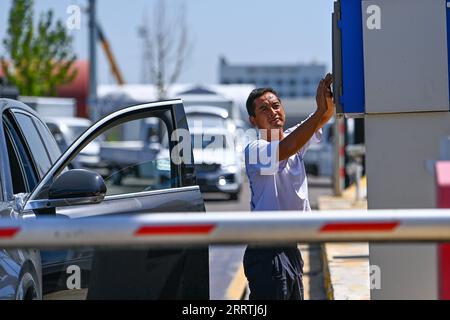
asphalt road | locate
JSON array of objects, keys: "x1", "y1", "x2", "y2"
[{"x1": 205, "y1": 175, "x2": 333, "y2": 300}]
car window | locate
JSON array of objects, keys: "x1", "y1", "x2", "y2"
[
  {"x1": 46, "y1": 122, "x2": 69, "y2": 153},
  {"x1": 70, "y1": 117, "x2": 173, "y2": 196},
  {"x1": 67, "y1": 125, "x2": 89, "y2": 141},
  {"x1": 13, "y1": 112, "x2": 53, "y2": 179},
  {"x1": 32, "y1": 118, "x2": 62, "y2": 163},
  {"x1": 67, "y1": 125, "x2": 104, "y2": 145},
  {"x1": 3, "y1": 115, "x2": 38, "y2": 193},
  {"x1": 4, "y1": 126, "x2": 27, "y2": 194}
]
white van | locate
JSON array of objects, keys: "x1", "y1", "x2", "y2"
[{"x1": 185, "y1": 106, "x2": 243, "y2": 200}]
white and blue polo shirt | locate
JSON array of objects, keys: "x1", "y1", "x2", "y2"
[{"x1": 245, "y1": 121, "x2": 322, "y2": 212}]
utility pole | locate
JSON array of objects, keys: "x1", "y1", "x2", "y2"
[
  {"x1": 88, "y1": 0, "x2": 98, "y2": 121},
  {"x1": 137, "y1": 17, "x2": 152, "y2": 84}
]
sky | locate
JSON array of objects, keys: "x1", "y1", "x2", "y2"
[{"x1": 0, "y1": 0, "x2": 334, "y2": 85}]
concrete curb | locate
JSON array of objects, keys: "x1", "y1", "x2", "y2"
[
  {"x1": 225, "y1": 264, "x2": 247, "y2": 300},
  {"x1": 321, "y1": 243, "x2": 335, "y2": 300},
  {"x1": 318, "y1": 176, "x2": 368, "y2": 300}
]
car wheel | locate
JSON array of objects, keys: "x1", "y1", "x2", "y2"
[{"x1": 15, "y1": 271, "x2": 40, "y2": 300}]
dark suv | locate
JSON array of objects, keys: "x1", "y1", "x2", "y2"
[{"x1": 0, "y1": 98, "x2": 208, "y2": 300}]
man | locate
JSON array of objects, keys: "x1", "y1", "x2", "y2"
[{"x1": 243, "y1": 73, "x2": 334, "y2": 300}]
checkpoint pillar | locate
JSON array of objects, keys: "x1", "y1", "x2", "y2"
[{"x1": 333, "y1": 0, "x2": 450, "y2": 299}]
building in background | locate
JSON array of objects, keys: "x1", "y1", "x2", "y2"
[
  {"x1": 219, "y1": 56, "x2": 326, "y2": 98},
  {"x1": 97, "y1": 83, "x2": 255, "y2": 125}
]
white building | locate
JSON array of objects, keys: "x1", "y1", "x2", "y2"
[{"x1": 219, "y1": 56, "x2": 326, "y2": 98}]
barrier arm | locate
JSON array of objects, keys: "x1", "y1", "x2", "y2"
[{"x1": 1, "y1": 210, "x2": 450, "y2": 248}]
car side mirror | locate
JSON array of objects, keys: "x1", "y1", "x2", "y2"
[
  {"x1": 49, "y1": 169, "x2": 106, "y2": 201},
  {"x1": 28, "y1": 169, "x2": 107, "y2": 212}
]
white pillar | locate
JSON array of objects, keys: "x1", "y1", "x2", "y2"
[{"x1": 366, "y1": 112, "x2": 450, "y2": 299}]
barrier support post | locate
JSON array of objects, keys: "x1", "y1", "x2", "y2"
[{"x1": 436, "y1": 161, "x2": 450, "y2": 300}]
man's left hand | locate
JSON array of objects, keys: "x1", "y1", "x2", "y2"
[
  {"x1": 324, "y1": 73, "x2": 334, "y2": 115},
  {"x1": 315, "y1": 73, "x2": 334, "y2": 130}
]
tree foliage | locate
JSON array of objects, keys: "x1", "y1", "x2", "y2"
[{"x1": 1, "y1": 0, "x2": 77, "y2": 96}]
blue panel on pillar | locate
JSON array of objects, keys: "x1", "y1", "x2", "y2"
[{"x1": 339, "y1": 0, "x2": 365, "y2": 114}]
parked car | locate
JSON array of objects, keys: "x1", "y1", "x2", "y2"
[
  {"x1": 43, "y1": 117, "x2": 104, "y2": 170},
  {"x1": 98, "y1": 117, "x2": 170, "y2": 187},
  {"x1": 185, "y1": 106, "x2": 243, "y2": 200},
  {"x1": 0, "y1": 98, "x2": 208, "y2": 300}
]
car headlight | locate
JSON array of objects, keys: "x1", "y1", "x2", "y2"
[{"x1": 221, "y1": 164, "x2": 238, "y2": 173}]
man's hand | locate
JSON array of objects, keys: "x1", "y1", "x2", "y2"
[
  {"x1": 315, "y1": 73, "x2": 334, "y2": 130},
  {"x1": 316, "y1": 79, "x2": 328, "y2": 116},
  {"x1": 324, "y1": 73, "x2": 334, "y2": 114}
]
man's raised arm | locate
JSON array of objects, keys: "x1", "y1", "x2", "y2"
[{"x1": 278, "y1": 74, "x2": 333, "y2": 161}]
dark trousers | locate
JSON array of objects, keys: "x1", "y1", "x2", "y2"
[{"x1": 243, "y1": 245, "x2": 304, "y2": 300}]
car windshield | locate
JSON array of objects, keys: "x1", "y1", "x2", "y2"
[
  {"x1": 67, "y1": 125, "x2": 104, "y2": 144},
  {"x1": 191, "y1": 133, "x2": 229, "y2": 150},
  {"x1": 187, "y1": 116, "x2": 226, "y2": 129},
  {"x1": 69, "y1": 125, "x2": 89, "y2": 139}
]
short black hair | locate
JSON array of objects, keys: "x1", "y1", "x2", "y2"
[{"x1": 246, "y1": 87, "x2": 280, "y2": 117}]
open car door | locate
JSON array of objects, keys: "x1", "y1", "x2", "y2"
[{"x1": 22, "y1": 100, "x2": 209, "y2": 299}]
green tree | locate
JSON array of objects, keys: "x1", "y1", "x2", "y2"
[{"x1": 1, "y1": 0, "x2": 77, "y2": 96}]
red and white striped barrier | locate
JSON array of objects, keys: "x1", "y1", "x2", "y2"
[{"x1": 2, "y1": 209, "x2": 450, "y2": 248}]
